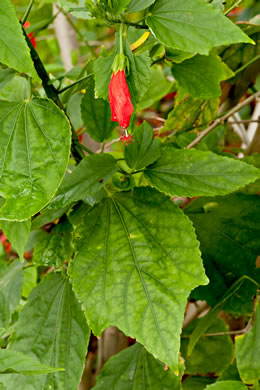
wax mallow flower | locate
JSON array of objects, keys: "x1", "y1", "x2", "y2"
[{"x1": 108, "y1": 53, "x2": 134, "y2": 131}]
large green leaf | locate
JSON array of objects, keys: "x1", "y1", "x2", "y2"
[
  {"x1": 81, "y1": 80, "x2": 116, "y2": 142},
  {"x1": 144, "y1": 148, "x2": 260, "y2": 197},
  {"x1": 0, "y1": 0, "x2": 38, "y2": 79},
  {"x1": 33, "y1": 218, "x2": 73, "y2": 267},
  {"x1": 127, "y1": 0, "x2": 156, "y2": 12},
  {"x1": 0, "y1": 98, "x2": 71, "y2": 221},
  {"x1": 146, "y1": 0, "x2": 253, "y2": 55},
  {"x1": 125, "y1": 121, "x2": 161, "y2": 170},
  {"x1": 47, "y1": 153, "x2": 117, "y2": 209},
  {"x1": 69, "y1": 187, "x2": 208, "y2": 370},
  {"x1": 0, "y1": 350, "x2": 64, "y2": 376},
  {"x1": 205, "y1": 381, "x2": 247, "y2": 390},
  {"x1": 1, "y1": 273, "x2": 90, "y2": 390},
  {"x1": 185, "y1": 194, "x2": 260, "y2": 315},
  {"x1": 235, "y1": 300, "x2": 260, "y2": 383},
  {"x1": 0, "y1": 260, "x2": 23, "y2": 314},
  {"x1": 172, "y1": 54, "x2": 234, "y2": 99},
  {"x1": 181, "y1": 318, "x2": 233, "y2": 375},
  {"x1": 93, "y1": 343, "x2": 181, "y2": 390},
  {"x1": 0, "y1": 220, "x2": 31, "y2": 261}
]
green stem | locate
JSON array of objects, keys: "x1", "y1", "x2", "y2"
[
  {"x1": 101, "y1": 141, "x2": 106, "y2": 153},
  {"x1": 22, "y1": 25, "x2": 84, "y2": 163},
  {"x1": 21, "y1": 0, "x2": 35, "y2": 24},
  {"x1": 58, "y1": 74, "x2": 94, "y2": 94},
  {"x1": 75, "y1": 141, "x2": 95, "y2": 155},
  {"x1": 235, "y1": 54, "x2": 260, "y2": 75},
  {"x1": 109, "y1": 18, "x2": 149, "y2": 30},
  {"x1": 224, "y1": 0, "x2": 243, "y2": 15},
  {"x1": 119, "y1": 23, "x2": 124, "y2": 54}
]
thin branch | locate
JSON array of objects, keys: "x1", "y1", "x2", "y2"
[
  {"x1": 224, "y1": 0, "x2": 243, "y2": 15},
  {"x1": 21, "y1": 0, "x2": 35, "y2": 24},
  {"x1": 228, "y1": 119, "x2": 260, "y2": 124},
  {"x1": 235, "y1": 54, "x2": 260, "y2": 75},
  {"x1": 58, "y1": 74, "x2": 93, "y2": 94},
  {"x1": 186, "y1": 91, "x2": 260, "y2": 149}
]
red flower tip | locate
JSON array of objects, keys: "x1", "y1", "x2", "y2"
[
  {"x1": 120, "y1": 132, "x2": 134, "y2": 146},
  {"x1": 109, "y1": 70, "x2": 134, "y2": 129},
  {"x1": 23, "y1": 21, "x2": 36, "y2": 48}
]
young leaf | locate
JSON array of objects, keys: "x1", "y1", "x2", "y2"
[
  {"x1": 0, "y1": 98, "x2": 71, "y2": 221},
  {"x1": 144, "y1": 148, "x2": 260, "y2": 197},
  {"x1": 93, "y1": 343, "x2": 182, "y2": 390},
  {"x1": 69, "y1": 187, "x2": 208, "y2": 371},
  {"x1": 127, "y1": 0, "x2": 156, "y2": 13},
  {"x1": 235, "y1": 300, "x2": 260, "y2": 383},
  {"x1": 146, "y1": 0, "x2": 253, "y2": 55},
  {"x1": 205, "y1": 381, "x2": 247, "y2": 389},
  {"x1": 0, "y1": 350, "x2": 64, "y2": 376},
  {"x1": 81, "y1": 79, "x2": 117, "y2": 142},
  {"x1": 0, "y1": 220, "x2": 31, "y2": 261},
  {"x1": 172, "y1": 54, "x2": 234, "y2": 99},
  {"x1": 1, "y1": 273, "x2": 90, "y2": 390},
  {"x1": 124, "y1": 121, "x2": 161, "y2": 170},
  {"x1": 0, "y1": 0, "x2": 38, "y2": 79},
  {"x1": 33, "y1": 218, "x2": 73, "y2": 267},
  {"x1": 47, "y1": 153, "x2": 118, "y2": 209}
]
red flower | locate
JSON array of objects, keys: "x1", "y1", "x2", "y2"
[
  {"x1": 109, "y1": 70, "x2": 134, "y2": 129},
  {"x1": 23, "y1": 21, "x2": 36, "y2": 48}
]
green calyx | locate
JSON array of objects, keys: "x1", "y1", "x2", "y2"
[{"x1": 111, "y1": 53, "x2": 130, "y2": 73}]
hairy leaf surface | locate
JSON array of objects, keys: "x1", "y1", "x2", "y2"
[
  {"x1": 0, "y1": 0, "x2": 37, "y2": 78},
  {"x1": 0, "y1": 98, "x2": 71, "y2": 221},
  {"x1": 69, "y1": 187, "x2": 208, "y2": 370},
  {"x1": 146, "y1": 0, "x2": 253, "y2": 54},
  {"x1": 172, "y1": 54, "x2": 234, "y2": 99},
  {"x1": 144, "y1": 148, "x2": 260, "y2": 197},
  {"x1": 1, "y1": 273, "x2": 89, "y2": 390}
]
